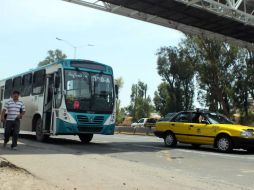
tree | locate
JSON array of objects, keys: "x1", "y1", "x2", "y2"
[
  {"x1": 156, "y1": 45, "x2": 195, "y2": 112},
  {"x1": 114, "y1": 77, "x2": 125, "y2": 125},
  {"x1": 153, "y1": 82, "x2": 173, "y2": 116},
  {"x1": 127, "y1": 81, "x2": 153, "y2": 121},
  {"x1": 155, "y1": 34, "x2": 254, "y2": 120},
  {"x1": 232, "y1": 49, "x2": 254, "y2": 116},
  {"x1": 183, "y1": 36, "x2": 240, "y2": 115},
  {"x1": 246, "y1": 50, "x2": 254, "y2": 101},
  {"x1": 38, "y1": 49, "x2": 67, "y2": 67},
  {"x1": 115, "y1": 77, "x2": 124, "y2": 90}
]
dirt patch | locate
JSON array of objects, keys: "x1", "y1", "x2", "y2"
[
  {"x1": 0, "y1": 158, "x2": 59, "y2": 190},
  {"x1": 0, "y1": 157, "x2": 31, "y2": 173}
]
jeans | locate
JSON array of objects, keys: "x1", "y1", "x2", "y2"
[{"x1": 4, "y1": 119, "x2": 20, "y2": 147}]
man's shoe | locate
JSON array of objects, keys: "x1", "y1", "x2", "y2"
[{"x1": 11, "y1": 146, "x2": 17, "y2": 150}]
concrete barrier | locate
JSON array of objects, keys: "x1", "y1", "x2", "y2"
[{"x1": 115, "y1": 126, "x2": 155, "y2": 136}]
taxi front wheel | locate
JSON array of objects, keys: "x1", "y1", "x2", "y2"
[
  {"x1": 164, "y1": 132, "x2": 177, "y2": 147},
  {"x1": 216, "y1": 135, "x2": 233, "y2": 152}
]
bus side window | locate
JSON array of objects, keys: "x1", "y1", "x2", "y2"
[
  {"x1": 32, "y1": 70, "x2": 45, "y2": 95},
  {"x1": 13, "y1": 76, "x2": 22, "y2": 93},
  {"x1": 22, "y1": 73, "x2": 32, "y2": 97},
  {"x1": 0, "y1": 86, "x2": 3, "y2": 100},
  {"x1": 4, "y1": 79, "x2": 13, "y2": 99},
  {"x1": 0, "y1": 86, "x2": 4, "y2": 111}
]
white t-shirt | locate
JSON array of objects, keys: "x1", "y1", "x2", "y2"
[{"x1": 3, "y1": 99, "x2": 26, "y2": 121}]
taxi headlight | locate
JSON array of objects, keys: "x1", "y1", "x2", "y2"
[{"x1": 240, "y1": 130, "x2": 253, "y2": 137}]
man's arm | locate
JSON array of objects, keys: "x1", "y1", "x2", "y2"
[
  {"x1": 1, "y1": 109, "x2": 6, "y2": 122},
  {"x1": 19, "y1": 111, "x2": 26, "y2": 119},
  {"x1": 1, "y1": 101, "x2": 8, "y2": 122},
  {"x1": 17, "y1": 103, "x2": 26, "y2": 119}
]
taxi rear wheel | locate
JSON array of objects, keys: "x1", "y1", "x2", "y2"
[
  {"x1": 216, "y1": 135, "x2": 233, "y2": 152},
  {"x1": 164, "y1": 132, "x2": 177, "y2": 147}
]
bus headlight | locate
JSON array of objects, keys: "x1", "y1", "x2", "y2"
[
  {"x1": 240, "y1": 130, "x2": 253, "y2": 137},
  {"x1": 104, "y1": 113, "x2": 115, "y2": 125},
  {"x1": 59, "y1": 109, "x2": 77, "y2": 124},
  {"x1": 111, "y1": 113, "x2": 115, "y2": 122}
]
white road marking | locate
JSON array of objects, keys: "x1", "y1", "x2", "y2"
[
  {"x1": 93, "y1": 140, "x2": 110, "y2": 143},
  {"x1": 177, "y1": 149, "x2": 254, "y2": 160},
  {"x1": 132, "y1": 144, "x2": 167, "y2": 150},
  {"x1": 98, "y1": 134, "x2": 158, "y2": 142},
  {"x1": 131, "y1": 144, "x2": 254, "y2": 161},
  {"x1": 95, "y1": 135, "x2": 254, "y2": 161},
  {"x1": 240, "y1": 170, "x2": 254, "y2": 173}
]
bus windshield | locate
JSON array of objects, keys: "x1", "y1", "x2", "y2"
[{"x1": 64, "y1": 70, "x2": 114, "y2": 114}]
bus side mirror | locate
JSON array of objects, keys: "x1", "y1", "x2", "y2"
[{"x1": 115, "y1": 85, "x2": 119, "y2": 99}]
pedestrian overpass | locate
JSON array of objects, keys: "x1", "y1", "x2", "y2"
[{"x1": 63, "y1": 0, "x2": 254, "y2": 49}]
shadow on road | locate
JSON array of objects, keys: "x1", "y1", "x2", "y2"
[
  {"x1": 0, "y1": 133, "x2": 253, "y2": 156},
  {"x1": 0, "y1": 133, "x2": 167, "y2": 155}
]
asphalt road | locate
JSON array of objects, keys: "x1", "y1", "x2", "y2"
[{"x1": 1, "y1": 128, "x2": 254, "y2": 190}]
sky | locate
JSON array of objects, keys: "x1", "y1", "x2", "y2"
[{"x1": 0, "y1": 0, "x2": 185, "y2": 107}]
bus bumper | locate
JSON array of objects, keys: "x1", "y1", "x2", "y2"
[{"x1": 55, "y1": 118, "x2": 115, "y2": 135}]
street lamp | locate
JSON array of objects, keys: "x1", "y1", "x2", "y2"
[{"x1": 56, "y1": 37, "x2": 94, "y2": 59}]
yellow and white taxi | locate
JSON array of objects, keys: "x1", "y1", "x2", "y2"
[{"x1": 154, "y1": 110, "x2": 254, "y2": 152}]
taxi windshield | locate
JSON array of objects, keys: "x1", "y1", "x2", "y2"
[{"x1": 204, "y1": 112, "x2": 233, "y2": 124}]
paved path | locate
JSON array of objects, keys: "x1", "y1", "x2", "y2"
[{"x1": 1, "y1": 129, "x2": 254, "y2": 190}]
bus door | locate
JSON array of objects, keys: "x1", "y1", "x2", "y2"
[
  {"x1": 43, "y1": 74, "x2": 54, "y2": 133},
  {"x1": 43, "y1": 69, "x2": 62, "y2": 134},
  {"x1": 51, "y1": 69, "x2": 62, "y2": 134}
]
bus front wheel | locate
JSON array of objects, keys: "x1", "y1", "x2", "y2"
[
  {"x1": 36, "y1": 118, "x2": 49, "y2": 142},
  {"x1": 78, "y1": 134, "x2": 93, "y2": 144}
]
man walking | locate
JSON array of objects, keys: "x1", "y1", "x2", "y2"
[{"x1": 1, "y1": 90, "x2": 26, "y2": 150}]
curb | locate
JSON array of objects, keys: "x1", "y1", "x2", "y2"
[{"x1": 115, "y1": 126, "x2": 155, "y2": 136}]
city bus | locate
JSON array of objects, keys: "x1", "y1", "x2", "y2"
[{"x1": 0, "y1": 59, "x2": 118, "y2": 143}]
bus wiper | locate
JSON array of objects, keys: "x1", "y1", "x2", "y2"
[{"x1": 79, "y1": 98, "x2": 90, "y2": 101}]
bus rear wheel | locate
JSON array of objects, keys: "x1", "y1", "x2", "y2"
[
  {"x1": 36, "y1": 118, "x2": 49, "y2": 142},
  {"x1": 78, "y1": 134, "x2": 93, "y2": 144}
]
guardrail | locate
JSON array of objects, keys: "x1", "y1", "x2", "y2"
[{"x1": 115, "y1": 126, "x2": 155, "y2": 136}]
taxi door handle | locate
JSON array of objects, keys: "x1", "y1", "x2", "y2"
[
  {"x1": 171, "y1": 124, "x2": 175, "y2": 126},
  {"x1": 189, "y1": 125, "x2": 194, "y2": 127}
]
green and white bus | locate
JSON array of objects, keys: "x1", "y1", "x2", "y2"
[{"x1": 0, "y1": 59, "x2": 118, "y2": 143}]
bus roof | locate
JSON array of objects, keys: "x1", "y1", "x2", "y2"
[{"x1": 0, "y1": 59, "x2": 113, "y2": 82}]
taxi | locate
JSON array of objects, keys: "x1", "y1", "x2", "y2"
[{"x1": 154, "y1": 110, "x2": 254, "y2": 152}]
